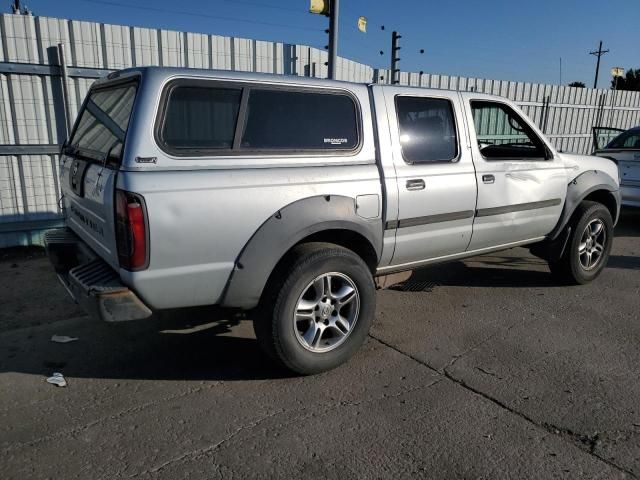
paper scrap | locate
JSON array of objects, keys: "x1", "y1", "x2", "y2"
[
  {"x1": 46, "y1": 372, "x2": 67, "y2": 387},
  {"x1": 51, "y1": 335, "x2": 78, "y2": 343}
]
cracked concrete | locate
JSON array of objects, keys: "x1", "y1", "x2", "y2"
[{"x1": 1, "y1": 209, "x2": 639, "y2": 478}]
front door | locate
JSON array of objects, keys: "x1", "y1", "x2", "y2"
[
  {"x1": 461, "y1": 95, "x2": 567, "y2": 251},
  {"x1": 383, "y1": 89, "x2": 477, "y2": 268}
]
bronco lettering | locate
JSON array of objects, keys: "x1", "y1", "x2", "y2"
[{"x1": 70, "y1": 203, "x2": 104, "y2": 238}]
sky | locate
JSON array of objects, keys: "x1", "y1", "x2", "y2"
[{"x1": 18, "y1": 0, "x2": 640, "y2": 88}]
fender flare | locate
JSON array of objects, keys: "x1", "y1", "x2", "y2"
[
  {"x1": 549, "y1": 169, "x2": 620, "y2": 241},
  {"x1": 221, "y1": 195, "x2": 383, "y2": 310}
]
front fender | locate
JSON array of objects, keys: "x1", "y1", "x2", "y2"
[
  {"x1": 549, "y1": 169, "x2": 620, "y2": 240},
  {"x1": 221, "y1": 195, "x2": 383, "y2": 309}
]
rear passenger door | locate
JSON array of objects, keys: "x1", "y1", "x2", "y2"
[{"x1": 383, "y1": 89, "x2": 477, "y2": 268}]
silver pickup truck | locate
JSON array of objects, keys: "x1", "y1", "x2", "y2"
[{"x1": 45, "y1": 67, "x2": 620, "y2": 374}]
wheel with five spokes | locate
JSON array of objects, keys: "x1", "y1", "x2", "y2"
[
  {"x1": 254, "y1": 243, "x2": 375, "y2": 375},
  {"x1": 549, "y1": 201, "x2": 613, "y2": 285},
  {"x1": 577, "y1": 218, "x2": 607, "y2": 271},
  {"x1": 294, "y1": 272, "x2": 360, "y2": 353}
]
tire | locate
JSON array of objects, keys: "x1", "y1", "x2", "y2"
[
  {"x1": 549, "y1": 201, "x2": 613, "y2": 285},
  {"x1": 253, "y1": 242, "x2": 376, "y2": 375}
]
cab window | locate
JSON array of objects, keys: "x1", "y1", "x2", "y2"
[
  {"x1": 395, "y1": 96, "x2": 458, "y2": 163},
  {"x1": 471, "y1": 101, "x2": 548, "y2": 160}
]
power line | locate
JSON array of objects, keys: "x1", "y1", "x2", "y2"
[
  {"x1": 219, "y1": 0, "x2": 304, "y2": 13},
  {"x1": 71, "y1": 0, "x2": 321, "y2": 33}
]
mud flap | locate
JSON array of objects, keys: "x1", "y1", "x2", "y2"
[{"x1": 529, "y1": 226, "x2": 572, "y2": 262}]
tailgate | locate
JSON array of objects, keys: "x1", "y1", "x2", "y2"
[{"x1": 61, "y1": 78, "x2": 138, "y2": 269}]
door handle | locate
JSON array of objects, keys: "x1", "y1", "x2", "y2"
[
  {"x1": 406, "y1": 179, "x2": 425, "y2": 191},
  {"x1": 482, "y1": 174, "x2": 495, "y2": 184}
]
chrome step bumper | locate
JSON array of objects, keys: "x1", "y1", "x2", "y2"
[{"x1": 44, "y1": 228, "x2": 152, "y2": 322}]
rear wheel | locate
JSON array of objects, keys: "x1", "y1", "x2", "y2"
[
  {"x1": 254, "y1": 243, "x2": 375, "y2": 375},
  {"x1": 549, "y1": 201, "x2": 613, "y2": 284}
]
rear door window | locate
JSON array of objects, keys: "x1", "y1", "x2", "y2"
[
  {"x1": 395, "y1": 96, "x2": 458, "y2": 163},
  {"x1": 161, "y1": 86, "x2": 242, "y2": 151},
  {"x1": 68, "y1": 82, "x2": 137, "y2": 163},
  {"x1": 240, "y1": 89, "x2": 359, "y2": 151}
]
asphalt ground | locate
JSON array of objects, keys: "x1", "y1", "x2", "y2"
[{"x1": 1, "y1": 209, "x2": 639, "y2": 479}]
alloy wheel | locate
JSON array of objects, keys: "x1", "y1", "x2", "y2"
[{"x1": 293, "y1": 272, "x2": 360, "y2": 353}]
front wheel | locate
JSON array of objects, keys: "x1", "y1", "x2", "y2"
[
  {"x1": 549, "y1": 201, "x2": 613, "y2": 284},
  {"x1": 253, "y1": 243, "x2": 376, "y2": 375}
]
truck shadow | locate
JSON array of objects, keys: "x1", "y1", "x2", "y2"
[
  {"x1": 391, "y1": 254, "x2": 556, "y2": 290},
  {"x1": 389, "y1": 207, "x2": 640, "y2": 291},
  {"x1": 615, "y1": 208, "x2": 640, "y2": 238},
  {"x1": 606, "y1": 255, "x2": 640, "y2": 270},
  {"x1": 0, "y1": 306, "x2": 296, "y2": 382},
  {"x1": 392, "y1": 250, "x2": 639, "y2": 291},
  {"x1": 2, "y1": 209, "x2": 639, "y2": 383}
]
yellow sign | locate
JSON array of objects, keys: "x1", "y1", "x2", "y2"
[
  {"x1": 358, "y1": 16, "x2": 367, "y2": 33},
  {"x1": 611, "y1": 67, "x2": 625, "y2": 77},
  {"x1": 309, "y1": 0, "x2": 330, "y2": 16}
]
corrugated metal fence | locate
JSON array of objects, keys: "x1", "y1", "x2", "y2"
[
  {"x1": 0, "y1": 13, "x2": 639, "y2": 247},
  {"x1": 376, "y1": 69, "x2": 640, "y2": 154}
]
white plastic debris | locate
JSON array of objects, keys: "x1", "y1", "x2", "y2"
[
  {"x1": 46, "y1": 372, "x2": 67, "y2": 387},
  {"x1": 50, "y1": 335, "x2": 78, "y2": 343}
]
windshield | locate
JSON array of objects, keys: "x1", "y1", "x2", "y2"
[{"x1": 67, "y1": 81, "x2": 138, "y2": 163}]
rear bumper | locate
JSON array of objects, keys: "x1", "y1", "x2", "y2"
[{"x1": 44, "y1": 228, "x2": 152, "y2": 322}]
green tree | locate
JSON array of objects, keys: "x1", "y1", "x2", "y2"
[
  {"x1": 611, "y1": 69, "x2": 640, "y2": 91},
  {"x1": 568, "y1": 81, "x2": 586, "y2": 88}
]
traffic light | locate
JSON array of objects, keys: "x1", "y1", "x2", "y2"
[{"x1": 309, "y1": 0, "x2": 330, "y2": 16}]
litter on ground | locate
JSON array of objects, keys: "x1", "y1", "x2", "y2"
[
  {"x1": 50, "y1": 335, "x2": 78, "y2": 343},
  {"x1": 46, "y1": 372, "x2": 67, "y2": 387}
]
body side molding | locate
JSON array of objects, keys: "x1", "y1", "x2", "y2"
[
  {"x1": 384, "y1": 198, "x2": 561, "y2": 231},
  {"x1": 476, "y1": 198, "x2": 562, "y2": 217},
  {"x1": 385, "y1": 210, "x2": 475, "y2": 230}
]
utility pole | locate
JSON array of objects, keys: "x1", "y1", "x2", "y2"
[
  {"x1": 327, "y1": 0, "x2": 339, "y2": 80},
  {"x1": 559, "y1": 57, "x2": 562, "y2": 85},
  {"x1": 589, "y1": 41, "x2": 609, "y2": 89},
  {"x1": 390, "y1": 31, "x2": 401, "y2": 84}
]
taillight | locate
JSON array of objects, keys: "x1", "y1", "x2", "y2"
[{"x1": 115, "y1": 189, "x2": 148, "y2": 270}]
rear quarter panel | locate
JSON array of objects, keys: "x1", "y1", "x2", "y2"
[
  {"x1": 118, "y1": 71, "x2": 381, "y2": 309},
  {"x1": 594, "y1": 149, "x2": 640, "y2": 206}
]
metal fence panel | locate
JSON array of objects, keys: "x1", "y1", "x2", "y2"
[
  {"x1": 0, "y1": 12, "x2": 639, "y2": 247},
  {"x1": 132, "y1": 26, "x2": 160, "y2": 67},
  {"x1": 70, "y1": 19, "x2": 104, "y2": 68},
  {"x1": 104, "y1": 23, "x2": 132, "y2": 69}
]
